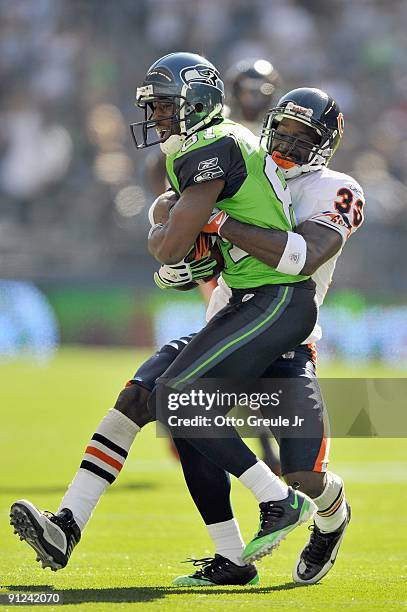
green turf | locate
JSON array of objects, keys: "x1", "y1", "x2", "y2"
[{"x1": 1, "y1": 347, "x2": 406, "y2": 611}]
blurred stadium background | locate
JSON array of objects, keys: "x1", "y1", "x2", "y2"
[
  {"x1": 1, "y1": 0, "x2": 407, "y2": 365},
  {"x1": 1, "y1": 3, "x2": 406, "y2": 607}
]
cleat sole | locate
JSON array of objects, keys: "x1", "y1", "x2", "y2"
[
  {"x1": 173, "y1": 573, "x2": 260, "y2": 587},
  {"x1": 10, "y1": 504, "x2": 63, "y2": 572}
]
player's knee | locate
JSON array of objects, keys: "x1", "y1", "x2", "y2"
[
  {"x1": 284, "y1": 470, "x2": 326, "y2": 499},
  {"x1": 114, "y1": 383, "x2": 154, "y2": 428}
]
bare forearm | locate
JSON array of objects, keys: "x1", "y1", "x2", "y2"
[
  {"x1": 220, "y1": 218, "x2": 288, "y2": 267},
  {"x1": 148, "y1": 223, "x2": 185, "y2": 264},
  {"x1": 220, "y1": 217, "x2": 342, "y2": 275},
  {"x1": 296, "y1": 221, "x2": 342, "y2": 274},
  {"x1": 148, "y1": 180, "x2": 224, "y2": 264}
]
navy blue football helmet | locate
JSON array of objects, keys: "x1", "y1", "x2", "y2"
[
  {"x1": 130, "y1": 52, "x2": 224, "y2": 154},
  {"x1": 261, "y1": 87, "x2": 344, "y2": 178}
]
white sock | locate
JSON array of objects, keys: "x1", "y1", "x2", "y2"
[
  {"x1": 206, "y1": 518, "x2": 245, "y2": 566},
  {"x1": 238, "y1": 460, "x2": 289, "y2": 503},
  {"x1": 58, "y1": 409, "x2": 139, "y2": 531},
  {"x1": 314, "y1": 471, "x2": 347, "y2": 533}
]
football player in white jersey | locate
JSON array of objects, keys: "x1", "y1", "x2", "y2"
[
  {"x1": 207, "y1": 86, "x2": 364, "y2": 337},
  {"x1": 165, "y1": 87, "x2": 365, "y2": 586}
]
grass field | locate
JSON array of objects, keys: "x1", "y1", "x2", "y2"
[{"x1": 1, "y1": 347, "x2": 406, "y2": 611}]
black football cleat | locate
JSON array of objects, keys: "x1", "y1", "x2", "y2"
[
  {"x1": 172, "y1": 554, "x2": 259, "y2": 586},
  {"x1": 10, "y1": 499, "x2": 81, "y2": 571},
  {"x1": 293, "y1": 503, "x2": 351, "y2": 584}
]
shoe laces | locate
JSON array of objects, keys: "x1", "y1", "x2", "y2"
[
  {"x1": 258, "y1": 501, "x2": 285, "y2": 531},
  {"x1": 182, "y1": 556, "x2": 223, "y2": 577},
  {"x1": 303, "y1": 525, "x2": 332, "y2": 564},
  {"x1": 45, "y1": 510, "x2": 80, "y2": 549},
  {"x1": 44, "y1": 510, "x2": 67, "y2": 530}
]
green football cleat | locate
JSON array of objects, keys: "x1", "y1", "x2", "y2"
[
  {"x1": 173, "y1": 554, "x2": 259, "y2": 586},
  {"x1": 242, "y1": 488, "x2": 317, "y2": 564}
]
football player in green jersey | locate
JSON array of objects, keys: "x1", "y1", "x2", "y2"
[
  {"x1": 9, "y1": 54, "x2": 320, "y2": 579},
  {"x1": 143, "y1": 57, "x2": 283, "y2": 471},
  {"x1": 135, "y1": 52, "x2": 319, "y2": 563}
]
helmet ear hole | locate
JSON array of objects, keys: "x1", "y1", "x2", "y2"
[{"x1": 195, "y1": 103, "x2": 204, "y2": 112}]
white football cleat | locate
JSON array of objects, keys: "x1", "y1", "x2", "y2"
[{"x1": 10, "y1": 499, "x2": 81, "y2": 571}]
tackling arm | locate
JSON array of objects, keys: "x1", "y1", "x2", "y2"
[
  {"x1": 220, "y1": 218, "x2": 343, "y2": 276},
  {"x1": 148, "y1": 179, "x2": 225, "y2": 264}
]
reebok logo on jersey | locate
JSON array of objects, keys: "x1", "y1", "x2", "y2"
[
  {"x1": 194, "y1": 164, "x2": 224, "y2": 183},
  {"x1": 198, "y1": 157, "x2": 219, "y2": 171}
]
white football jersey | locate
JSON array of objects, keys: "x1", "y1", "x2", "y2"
[{"x1": 206, "y1": 166, "x2": 365, "y2": 344}]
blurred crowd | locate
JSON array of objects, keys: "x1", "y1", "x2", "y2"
[{"x1": 1, "y1": 0, "x2": 406, "y2": 296}]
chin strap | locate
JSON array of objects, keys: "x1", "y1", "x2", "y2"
[
  {"x1": 280, "y1": 163, "x2": 323, "y2": 179},
  {"x1": 160, "y1": 134, "x2": 186, "y2": 155},
  {"x1": 274, "y1": 152, "x2": 327, "y2": 179}
]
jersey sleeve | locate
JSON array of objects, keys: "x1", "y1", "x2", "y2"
[
  {"x1": 308, "y1": 179, "x2": 366, "y2": 242},
  {"x1": 173, "y1": 136, "x2": 246, "y2": 196}
]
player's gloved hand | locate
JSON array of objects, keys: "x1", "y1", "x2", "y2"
[
  {"x1": 154, "y1": 262, "x2": 192, "y2": 289},
  {"x1": 189, "y1": 256, "x2": 218, "y2": 281},
  {"x1": 201, "y1": 208, "x2": 229, "y2": 236},
  {"x1": 154, "y1": 256, "x2": 218, "y2": 289}
]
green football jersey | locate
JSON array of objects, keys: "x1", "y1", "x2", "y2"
[{"x1": 166, "y1": 118, "x2": 309, "y2": 289}]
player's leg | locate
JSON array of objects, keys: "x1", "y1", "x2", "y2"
[
  {"x1": 287, "y1": 469, "x2": 350, "y2": 584},
  {"x1": 171, "y1": 438, "x2": 259, "y2": 586},
  {"x1": 284, "y1": 447, "x2": 350, "y2": 584},
  {"x1": 170, "y1": 343, "x2": 318, "y2": 584},
  {"x1": 151, "y1": 282, "x2": 319, "y2": 563},
  {"x1": 170, "y1": 345, "x2": 318, "y2": 583},
  {"x1": 264, "y1": 345, "x2": 350, "y2": 584},
  {"x1": 258, "y1": 431, "x2": 281, "y2": 475},
  {"x1": 10, "y1": 336, "x2": 193, "y2": 571}
]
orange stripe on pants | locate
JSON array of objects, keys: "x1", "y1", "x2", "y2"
[{"x1": 313, "y1": 435, "x2": 328, "y2": 472}]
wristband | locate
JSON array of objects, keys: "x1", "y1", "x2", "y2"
[{"x1": 275, "y1": 232, "x2": 307, "y2": 275}]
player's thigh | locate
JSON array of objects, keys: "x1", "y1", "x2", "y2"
[
  {"x1": 115, "y1": 334, "x2": 195, "y2": 425},
  {"x1": 261, "y1": 345, "x2": 329, "y2": 475},
  {"x1": 278, "y1": 376, "x2": 329, "y2": 477},
  {"x1": 129, "y1": 334, "x2": 195, "y2": 390},
  {"x1": 156, "y1": 282, "x2": 317, "y2": 386}
]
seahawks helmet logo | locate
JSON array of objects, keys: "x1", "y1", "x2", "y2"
[{"x1": 180, "y1": 64, "x2": 220, "y2": 89}]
